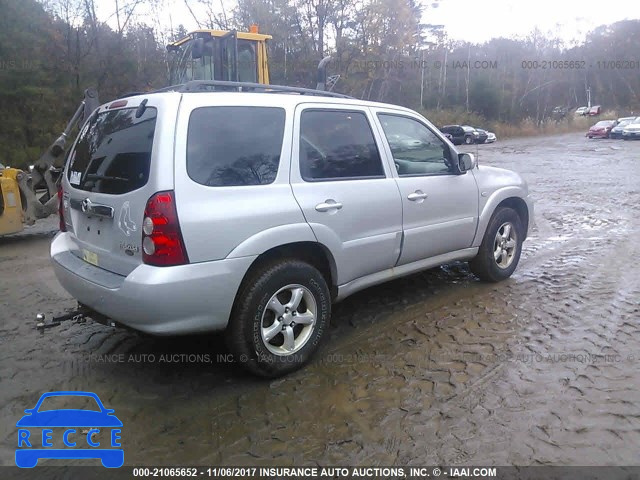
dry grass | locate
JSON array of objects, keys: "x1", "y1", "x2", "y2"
[{"x1": 421, "y1": 108, "x2": 620, "y2": 140}]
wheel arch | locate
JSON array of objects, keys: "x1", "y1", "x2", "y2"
[
  {"x1": 496, "y1": 197, "x2": 530, "y2": 239},
  {"x1": 473, "y1": 189, "x2": 531, "y2": 246},
  {"x1": 235, "y1": 241, "x2": 338, "y2": 301}
]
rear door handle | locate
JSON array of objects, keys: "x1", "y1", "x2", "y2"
[
  {"x1": 315, "y1": 200, "x2": 343, "y2": 212},
  {"x1": 407, "y1": 191, "x2": 428, "y2": 202}
]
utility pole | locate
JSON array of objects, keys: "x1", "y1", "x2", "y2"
[
  {"x1": 420, "y1": 49, "x2": 425, "y2": 109},
  {"x1": 465, "y1": 43, "x2": 471, "y2": 113},
  {"x1": 587, "y1": 87, "x2": 591, "y2": 108},
  {"x1": 441, "y1": 49, "x2": 447, "y2": 109}
]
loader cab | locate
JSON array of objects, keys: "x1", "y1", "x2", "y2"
[{"x1": 167, "y1": 28, "x2": 271, "y2": 86}]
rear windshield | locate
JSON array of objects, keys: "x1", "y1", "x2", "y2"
[
  {"x1": 187, "y1": 106, "x2": 285, "y2": 187},
  {"x1": 67, "y1": 107, "x2": 157, "y2": 194}
]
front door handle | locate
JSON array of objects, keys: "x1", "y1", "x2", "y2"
[
  {"x1": 315, "y1": 200, "x2": 343, "y2": 212},
  {"x1": 407, "y1": 191, "x2": 428, "y2": 202}
]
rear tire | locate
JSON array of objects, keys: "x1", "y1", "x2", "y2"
[
  {"x1": 225, "y1": 259, "x2": 330, "y2": 377},
  {"x1": 464, "y1": 136, "x2": 473, "y2": 145},
  {"x1": 470, "y1": 207, "x2": 523, "y2": 282}
]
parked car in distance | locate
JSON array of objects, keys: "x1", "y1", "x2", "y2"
[
  {"x1": 610, "y1": 118, "x2": 637, "y2": 139},
  {"x1": 485, "y1": 131, "x2": 497, "y2": 143},
  {"x1": 622, "y1": 117, "x2": 640, "y2": 140},
  {"x1": 552, "y1": 106, "x2": 568, "y2": 119},
  {"x1": 440, "y1": 125, "x2": 467, "y2": 145},
  {"x1": 575, "y1": 106, "x2": 589, "y2": 116},
  {"x1": 51, "y1": 83, "x2": 533, "y2": 377},
  {"x1": 588, "y1": 105, "x2": 602, "y2": 116},
  {"x1": 461, "y1": 125, "x2": 481, "y2": 144},
  {"x1": 472, "y1": 127, "x2": 490, "y2": 144},
  {"x1": 587, "y1": 120, "x2": 617, "y2": 139}
]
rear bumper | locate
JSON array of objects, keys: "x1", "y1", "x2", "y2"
[
  {"x1": 51, "y1": 233, "x2": 256, "y2": 335},
  {"x1": 623, "y1": 131, "x2": 640, "y2": 139}
]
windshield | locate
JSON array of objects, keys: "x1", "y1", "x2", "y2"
[
  {"x1": 37, "y1": 395, "x2": 101, "y2": 412},
  {"x1": 169, "y1": 38, "x2": 258, "y2": 85},
  {"x1": 67, "y1": 107, "x2": 157, "y2": 194},
  {"x1": 169, "y1": 41, "x2": 215, "y2": 84}
]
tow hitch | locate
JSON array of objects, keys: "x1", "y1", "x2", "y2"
[{"x1": 35, "y1": 304, "x2": 112, "y2": 332}]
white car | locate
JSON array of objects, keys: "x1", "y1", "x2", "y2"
[
  {"x1": 575, "y1": 106, "x2": 589, "y2": 116},
  {"x1": 486, "y1": 132, "x2": 497, "y2": 143},
  {"x1": 622, "y1": 117, "x2": 640, "y2": 140}
]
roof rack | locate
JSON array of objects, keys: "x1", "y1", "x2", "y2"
[{"x1": 175, "y1": 80, "x2": 353, "y2": 98}]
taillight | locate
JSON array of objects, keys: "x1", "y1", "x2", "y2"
[
  {"x1": 142, "y1": 191, "x2": 189, "y2": 266},
  {"x1": 57, "y1": 185, "x2": 66, "y2": 232}
]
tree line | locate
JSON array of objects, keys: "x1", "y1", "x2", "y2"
[{"x1": 1, "y1": 0, "x2": 639, "y2": 169}]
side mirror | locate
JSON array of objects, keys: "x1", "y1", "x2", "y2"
[
  {"x1": 458, "y1": 152, "x2": 476, "y2": 172},
  {"x1": 191, "y1": 38, "x2": 204, "y2": 59}
]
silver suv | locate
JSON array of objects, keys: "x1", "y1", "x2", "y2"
[{"x1": 52, "y1": 83, "x2": 533, "y2": 377}]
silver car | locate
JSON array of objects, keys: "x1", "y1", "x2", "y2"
[
  {"x1": 622, "y1": 117, "x2": 640, "y2": 140},
  {"x1": 52, "y1": 85, "x2": 533, "y2": 376}
]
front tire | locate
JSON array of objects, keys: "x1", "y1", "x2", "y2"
[
  {"x1": 464, "y1": 136, "x2": 474, "y2": 145},
  {"x1": 470, "y1": 207, "x2": 523, "y2": 282},
  {"x1": 225, "y1": 260, "x2": 330, "y2": 377}
]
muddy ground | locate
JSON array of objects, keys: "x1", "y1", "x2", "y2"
[{"x1": 1, "y1": 133, "x2": 640, "y2": 469}]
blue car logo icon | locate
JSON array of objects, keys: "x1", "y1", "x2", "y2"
[{"x1": 16, "y1": 391, "x2": 123, "y2": 468}]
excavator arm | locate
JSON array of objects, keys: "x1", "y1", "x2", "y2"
[{"x1": 17, "y1": 88, "x2": 100, "y2": 225}]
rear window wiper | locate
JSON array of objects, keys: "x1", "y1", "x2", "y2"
[{"x1": 83, "y1": 174, "x2": 130, "y2": 182}]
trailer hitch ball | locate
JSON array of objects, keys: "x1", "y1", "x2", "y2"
[{"x1": 35, "y1": 309, "x2": 86, "y2": 331}]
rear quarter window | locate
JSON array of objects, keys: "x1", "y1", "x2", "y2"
[{"x1": 187, "y1": 106, "x2": 286, "y2": 186}]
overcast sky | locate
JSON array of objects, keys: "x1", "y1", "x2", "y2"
[
  {"x1": 98, "y1": 0, "x2": 639, "y2": 45},
  {"x1": 426, "y1": 0, "x2": 639, "y2": 44}
]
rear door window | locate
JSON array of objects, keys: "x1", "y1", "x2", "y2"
[
  {"x1": 67, "y1": 107, "x2": 157, "y2": 194},
  {"x1": 299, "y1": 110, "x2": 384, "y2": 181},
  {"x1": 187, "y1": 106, "x2": 286, "y2": 186}
]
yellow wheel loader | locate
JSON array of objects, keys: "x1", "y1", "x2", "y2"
[
  {"x1": 166, "y1": 26, "x2": 272, "y2": 85},
  {"x1": 0, "y1": 88, "x2": 100, "y2": 236}
]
